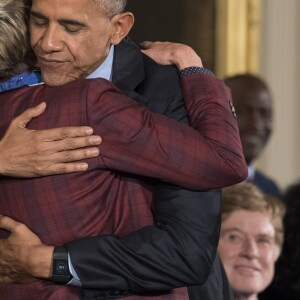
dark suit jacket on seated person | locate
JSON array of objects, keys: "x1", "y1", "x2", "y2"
[
  {"x1": 0, "y1": 40, "x2": 246, "y2": 300},
  {"x1": 252, "y1": 169, "x2": 281, "y2": 198}
]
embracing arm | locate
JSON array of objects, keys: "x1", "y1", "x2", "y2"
[
  {"x1": 0, "y1": 103, "x2": 102, "y2": 177},
  {"x1": 142, "y1": 42, "x2": 247, "y2": 186},
  {"x1": 87, "y1": 59, "x2": 246, "y2": 190},
  {"x1": 67, "y1": 187, "x2": 221, "y2": 293},
  {"x1": 0, "y1": 187, "x2": 221, "y2": 293}
]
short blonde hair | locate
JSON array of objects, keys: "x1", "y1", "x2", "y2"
[
  {"x1": 222, "y1": 182, "x2": 285, "y2": 250},
  {"x1": 0, "y1": 0, "x2": 35, "y2": 80}
]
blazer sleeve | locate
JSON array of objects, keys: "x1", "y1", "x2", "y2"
[
  {"x1": 67, "y1": 187, "x2": 221, "y2": 293},
  {"x1": 86, "y1": 75, "x2": 247, "y2": 191}
]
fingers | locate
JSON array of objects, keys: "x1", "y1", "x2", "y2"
[
  {"x1": 139, "y1": 41, "x2": 202, "y2": 69},
  {"x1": 26, "y1": 146, "x2": 101, "y2": 175},
  {"x1": 15, "y1": 102, "x2": 47, "y2": 128},
  {"x1": 35, "y1": 126, "x2": 101, "y2": 143},
  {"x1": 35, "y1": 133, "x2": 102, "y2": 155},
  {"x1": 32, "y1": 127, "x2": 102, "y2": 154},
  {"x1": 139, "y1": 41, "x2": 174, "y2": 66},
  {"x1": 0, "y1": 124, "x2": 102, "y2": 177},
  {"x1": 0, "y1": 275, "x2": 18, "y2": 284},
  {"x1": 12, "y1": 104, "x2": 101, "y2": 143},
  {"x1": 44, "y1": 147, "x2": 100, "y2": 174},
  {"x1": 139, "y1": 41, "x2": 152, "y2": 50},
  {"x1": 46, "y1": 162, "x2": 89, "y2": 174},
  {"x1": 0, "y1": 275, "x2": 36, "y2": 284},
  {"x1": 0, "y1": 215, "x2": 19, "y2": 232},
  {"x1": 30, "y1": 135, "x2": 101, "y2": 175},
  {"x1": 0, "y1": 106, "x2": 103, "y2": 177},
  {"x1": 50, "y1": 146, "x2": 100, "y2": 163}
]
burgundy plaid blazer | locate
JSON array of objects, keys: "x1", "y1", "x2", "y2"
[{"x1": 0, "y1": 73, "x2": 246, "y2": 299}]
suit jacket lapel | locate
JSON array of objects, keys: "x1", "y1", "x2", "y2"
[{"x1": 112, "y1": 38, "x2": 149, "y2": 106}]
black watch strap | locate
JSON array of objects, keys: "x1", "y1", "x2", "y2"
[{"x1": 52, "y1": 246, "x2": 73, "y2": 284}]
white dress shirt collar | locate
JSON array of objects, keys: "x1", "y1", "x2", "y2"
[
  {"x1": 247, "y1": 163, "x2": 255, "y2": 181},
  {"x1": 86, "y1": 45, "x2": 114, "y2": 81}
]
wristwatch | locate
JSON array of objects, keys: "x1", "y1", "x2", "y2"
[{"x1": 52, "y1": 246, "x2": 73, "y2": 284}]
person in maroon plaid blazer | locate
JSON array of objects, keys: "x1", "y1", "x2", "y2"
[{"x1": 0, "y1": 0, "x2": 247, "y2": 299}]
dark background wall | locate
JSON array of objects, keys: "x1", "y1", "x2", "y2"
[{"x1": 125, "y1": 0, "x2": 216, "y2": 71}]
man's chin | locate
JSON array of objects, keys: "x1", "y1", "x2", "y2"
[
  {"x1": 41, "y1": 73, "x2": 73, "y2": 86},
  {"x1": 243, "y1": 145, "x2": 265, "y2": 164},
  {"x1": 233, "y1": 280, "x2": 264, "y2": 298}
]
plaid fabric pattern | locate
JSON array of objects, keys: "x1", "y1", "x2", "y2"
[{"x1": 0, "y1": 75, "x2": 245, "y2": 299}]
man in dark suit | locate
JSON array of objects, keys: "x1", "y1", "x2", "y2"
[
  {"x1": 224, "y1": 74, "x2": 281, "y2": 197},
  {"x1": 0, "y1": 0, "x2": 247, "y2": 299}
]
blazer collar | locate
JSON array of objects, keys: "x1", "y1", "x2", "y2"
[{"x1": 112, "y1": 38, "x2": 145, "y2": 91}]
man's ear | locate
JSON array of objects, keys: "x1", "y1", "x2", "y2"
[{"x1": 110, "y1": 12, "x2": 134, "y2": 45}]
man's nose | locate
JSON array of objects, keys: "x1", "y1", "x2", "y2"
[
  {"x1": 39, "y1": 25, "x2": 63, "y2": 53},
  {"x1": 241, "y1": 238, "x2": 259, "y2": 258},
  {"x1": 246, "y1": 111, "x2": 265, "y2": 132}
]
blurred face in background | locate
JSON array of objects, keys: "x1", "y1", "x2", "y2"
[
  {"x1": 218, "y1": 209, "x2": 279, "y2": 299},
  {"x1": 233, "y1": 85, "x2": 273, "y2": 164}
]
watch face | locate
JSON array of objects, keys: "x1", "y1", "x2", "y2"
[
  {"x1": 52, "y1": 247, "x2": 72, "y2": 283},
  {"x1": 54, "y1": 259, "x2": 70, "y2": 276}
]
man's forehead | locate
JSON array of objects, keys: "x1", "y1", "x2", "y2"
[
  {"x1": 31, "y1": 0, "x2": 102, "y2": 15},
  {"x1": 222, "y1": 210, "x2": 275, "y2": 233},
  {"x1": 234, "y1": 87, "x2": 272, "y2": 104},
  {"x1": 221, "y1": 226, "x2": 275, "y2": 238},
  {"x1": 30, "y1": 0, "x2": 107, "y2": 25}
]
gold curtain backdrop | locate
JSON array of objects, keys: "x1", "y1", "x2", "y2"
[{"x1": 216, "y1": 0, "x2": 261, "y2": 78}]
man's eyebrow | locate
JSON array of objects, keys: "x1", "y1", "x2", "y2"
[
  {"x1": 221, "y1": 228, "x2": 243, "y2": 234},
  {"x1": 30, "y1": 11, "x2": 48, "y2": 20},
  {"x1": 256, "y1": 233, "x2": 275, "y2": 240},
  {"x1": 58, "y1": 19, "x2": 88, "y2": 28},
  {"x1": 30, "y1": 11, "x2": 88, "y2": 28}
]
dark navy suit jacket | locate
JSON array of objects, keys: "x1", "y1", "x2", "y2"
[{"x1": 253, "y1": 169, "x2": 281, "y2": 198}]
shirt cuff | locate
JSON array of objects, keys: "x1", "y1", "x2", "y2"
[
  {"x1": 67, "y1": 253, "x2": 82, "y2": 286},
  {"x1": 179, "y1": 66, "x2": 215, "y2": 78}
]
